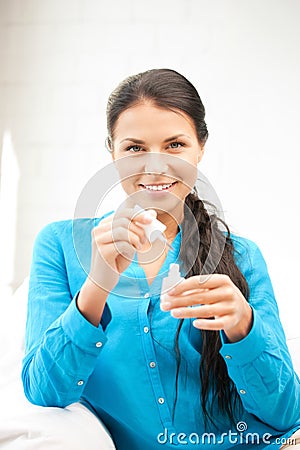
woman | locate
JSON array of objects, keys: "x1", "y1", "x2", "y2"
[{"x1": 22, "y1": 69, "x2": 300, "y2": 449}]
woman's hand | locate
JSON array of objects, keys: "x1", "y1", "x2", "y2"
[
  {"x1": 78, "y1": 207, "x2": 156, "y2": 326},
  {"x1": 88, "y1": 207, "x2": 156, "y2": 292},
  {"x1": 160, "y1": 274, "x2": 253, "y2": 343}
]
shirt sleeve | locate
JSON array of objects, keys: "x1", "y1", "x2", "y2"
[
  {"x1": 219, "y1": 240, "x2": 300, "y2": 431},
  {"x1": 21, "y1": 222, "x2": 111, "y2": 407}
]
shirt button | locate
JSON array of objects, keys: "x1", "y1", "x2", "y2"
[
  {"x1": 149, "y1": 361, "x2": 156, "y2": 368},
  {"x1": 77, "y1": 380, "x2": 84, "y2": 386},
  {"x1": 95, "y1": 342, "x2": 102, "y2": 348},
  {"x1": 225, "y1": 355, "x2": 232, "y2": 359},
  {"x1": 143, "y1": 326, "x2": 149, "y2": 333},
  {"x1": 239, "y1": 389, "x2": 246, "y2": 395},
  {"x1": 158, "y1": 397, "x2": 165, "y2": 404},
  {"x1": 144, "y1": 292, "x2": 150, "y2": 298}
]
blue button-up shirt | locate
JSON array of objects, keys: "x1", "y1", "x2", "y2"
[{"x1": 22, "y1": 215, "x2": 300, "y2": 449}]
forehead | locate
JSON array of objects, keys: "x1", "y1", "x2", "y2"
[{"x1": 113, "y1": 103, "x2": 197, "y2": 141}]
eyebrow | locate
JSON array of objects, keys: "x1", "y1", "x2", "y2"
[{"x1": 120, "y1": 134, "x2": 192, "y2": 144}]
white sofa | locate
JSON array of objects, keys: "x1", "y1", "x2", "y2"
[
  {"x1": 0, "y1": 278, "x2": 299, "y2": 449},
  {"x1": 0, "y1": 279, "x2": 115, "y2": 450}
]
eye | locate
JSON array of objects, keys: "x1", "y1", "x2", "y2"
[
  {"x1": 168, "y1": 141, "x2": 184, "y2": 149},
  {"x1": 126, "y1": 145, "x2": 143, "y2": 153}
]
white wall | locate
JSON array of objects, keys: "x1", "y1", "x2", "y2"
[{"x1": 0, "y1": 0, "x2": 299, "y2": 334}]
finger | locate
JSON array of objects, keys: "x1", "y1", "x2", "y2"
[
  {"x1": 168, "y1": 274, "x2": 232, "y2": 296},
  {"x1": 161, "y1": 288, "x2": 227, "y2": 309},
  {"x1": 113, "y1": 217, "x2": 148, "y2": 244},
  {"x1": 127, "y1": 219, "x2": 149, "y2": 244},
  {"x1": 192, "y1": 317, "x2": 228, "y2": 331},
  {"x1": 96, "y1": 208, "x2": 158, "y2": 249},
  {"x1": 97, "y1": 241, "x2": 134, "y2": 263},
  {"x1": 97, "y1": 213, "x2": 115, "y2": 225},
  {"x1": 99, "y1": 239, "x2": 136, "y2": 260},
  {"x1": 112, "y1": 213, "x2": 154, "y2": 244},
  {"x1": 133, "y1": 208, "x2": 157, "y2": 223},
  {"x1": 95, "y1": 227, "x2": 142, "y2": 251},
  {"x1": 169, "y1": 304, "x2": 223, "y2": 319},
  {"x1": 114, "y1": 207, "x2": 156, "y2": 225},
  {"x1": 94, "y1": 229, "x2": 113, "y2": 245},
  {"x1": 96, "y1": 217, "x2": 147, "y2": 247},
  {"x1": 113, "y1": 207, "x2": 135, "y2": 221},
  {"x1": 98, "y1": 208, "x2": 156, "y2": 229},
  {"x1": 161, "y1": 286, "x2": 233, "y2": 310},
  {"x1": 113, "y1": 228, "x2": 144, "y2": 250},
  {"x1": 95, "y1": 219, "x2": 114, "y2": 236}
]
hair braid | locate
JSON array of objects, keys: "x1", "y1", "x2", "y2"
[{"x1": 176, "y1": 192, "x2": 249, "y2": 427}]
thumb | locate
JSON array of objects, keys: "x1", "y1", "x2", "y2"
[{"x1": 145, "y1": 209, "x2": 157, "y2": 219}]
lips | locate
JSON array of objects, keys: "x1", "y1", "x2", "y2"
[{"x1": 139, "y1": 181, "x2": 177, "y2": 191}]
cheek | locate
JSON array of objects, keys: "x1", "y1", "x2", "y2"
[
  {"x1": 114, "y1": 155, "x2": 145, "y2": 181},
  {"x1": 119, "y1": 178, "x2": 136, "y2": 193},
  {"x1": 171, "y1": 157, "x2": 198, "y2": 190}
]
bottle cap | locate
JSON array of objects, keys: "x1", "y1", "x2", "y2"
[
  {"x1": 168, "y1": 263, "x2": 183, "y2": 283},
  {"x1": 161, "y1": 263, "x2": 183, "y2": 293},
  {"x1": 133, "y1": 204, "x2": 166, "y2": 242}
]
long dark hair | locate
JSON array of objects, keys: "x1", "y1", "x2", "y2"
[{"x1": 106, "y1": 68, "x2": 249, "y2": 427}]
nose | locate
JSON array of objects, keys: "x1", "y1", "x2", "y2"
[{"x1": 144, "y1": 153, "x2": 169, "y2": 174}]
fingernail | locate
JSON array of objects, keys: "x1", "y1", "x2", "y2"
[
  {"x1": 160, "y1": 301, "x2": 171, "y2": 310},
  {"x1": 167, "y1": 288, "x2": 175, "y2": 296},
  {"x1": 143, "y1": 212, "x2": 154, "y2": 220},
  {"x1": 171, "y1": 309, "x2": 183, "y2": 317}
]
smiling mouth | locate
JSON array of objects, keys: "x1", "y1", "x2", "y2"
[{"x1": 139, "y1": 181, "x2": 177, "y2": 191}]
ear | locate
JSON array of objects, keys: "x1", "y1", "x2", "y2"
[
  {"x1": 105, "y1": 137, "x2": 114, "y2": 159},
  {"x1": 197, "y1": 145, "x2": 205, "y2": 163}
]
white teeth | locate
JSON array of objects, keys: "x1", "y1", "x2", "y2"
[{"x1": 143, "y1": 183, "x2": 173, "y2": 191}]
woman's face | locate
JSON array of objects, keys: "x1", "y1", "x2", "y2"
[{"x1": 110, "y1": 102, "x2": 205, "y2": 218}]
